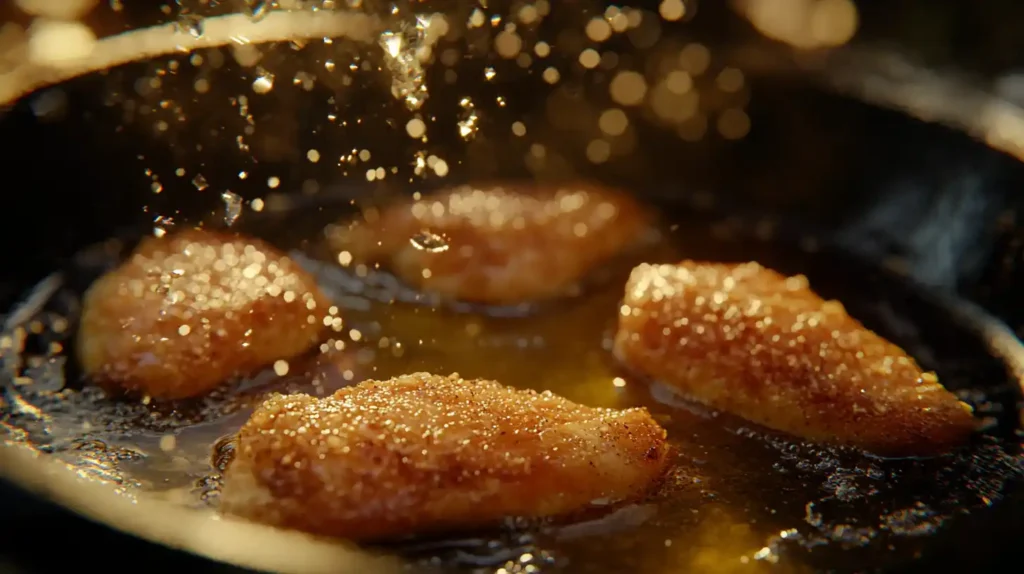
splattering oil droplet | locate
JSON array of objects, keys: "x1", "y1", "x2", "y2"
[
  {"x1": 457, "y1": 97, "x2": 479, "y2": 140},
  {"x1": 410, "y1": 231, "x2": 449, "y2": 253},
  {"x1": 248, "y1": 0, "x2": 274, "y2": 22},
  {"x1": 252, "y1": 72, "x2": 275, "y2": 94},
  {"x1": 221, "y1": 191, "x2": 243, "y2": 226},
  {"x1": 153, "y1": 215, "x2": 174, "y2": 238},
  {"x1": 176, "y1": 13, "x2": 204, "y2": 38},
  {"x1": 379, "y1": 15, "x2": 432, "y2": 111}
]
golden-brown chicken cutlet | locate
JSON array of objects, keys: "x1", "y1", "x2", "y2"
[
  {"x1": 220, "y1": 372, "x2": 669, "y2": 540},
  {"x1": 327, "y1": 183, "x2": 653, "y2": 305},
  {"x1": 614, "y1": 261, "x2": 977, "y2": 457},
  {"x1": 77, "y1": 229, "x2": 331, "y2": 400}
]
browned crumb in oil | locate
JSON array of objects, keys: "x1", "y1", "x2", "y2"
[
  {"x1": 220, "y1": 372, "x2": 670, "y2": 541},
  {"x1": 76, "y1": 229, "x2": 333, "y2": 400},
  {"x1": 614, "y1": 261, "x2": 977, "y2": 457},
  {"x1": 327, "y1": 183, "x2": 654, "y2": 305}
]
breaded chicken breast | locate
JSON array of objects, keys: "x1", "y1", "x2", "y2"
[
  {"x1": 77, "y1": 229, "x2": 331, "y2": 400},
  {"x1": 327, "y1": 183, "x2": 653, "y2": 305},
  {"x1": 220, "y1": 373, "x2": 669, "y2": 540},
  {"x1": 614, "y1": 261, "x2": 977, "y2": 457}
]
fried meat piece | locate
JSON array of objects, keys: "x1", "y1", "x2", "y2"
[
  {"x1": 614, "y1": 261, "x2": 977, "y2": 456},
  {"x1": 77, "y1": 229, "x2": 331, "y2": 400},
  {"x1": 220, "y1": 373, "x2": 669, "y2": 540},
  {"x1": 328, "y1": 183, "x2": 653, "y2": 304}
]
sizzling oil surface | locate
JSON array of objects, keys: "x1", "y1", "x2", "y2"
[{"x1": 1, "y1": 202, "x2": 1023, "y2": 574}]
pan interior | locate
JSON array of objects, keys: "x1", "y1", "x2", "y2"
[{"x1": 1, "y1": 3, "x2": 1023, "y2": 571}]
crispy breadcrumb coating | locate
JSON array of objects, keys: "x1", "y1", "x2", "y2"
[
  {"x1": 221, "y1": 373, "x2": 669, "y2": 540},
  {"x1": 77, "y1": 230, "x2": 330, "y2": 400},
  {"x1": 614, "y1": 261, "x2": 977, "y2": 456},
  {"x1": 329, "y1": 183, "x2": 652, "y2": 304}
]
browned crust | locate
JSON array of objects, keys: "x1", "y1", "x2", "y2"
[
  {"x1": 614, "y1": 261, "x2": 978, "y2": 457},
  {"x1": 329, "y1": 183, "x2": 653, "y2": 304},
  {"x1": 221, "y1": 373, "x2": 670, "y2": 541},
  {"x1": 76, "y1": 229, "x2": 331, "y2": 400}
]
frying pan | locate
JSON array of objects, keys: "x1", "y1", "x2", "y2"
[{"x1": 1, "y1": 1, "x2": 1023, "y2": 572}]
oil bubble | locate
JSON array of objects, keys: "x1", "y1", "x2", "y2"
[{"x1": 409, "y1": 231, "x2": 449, "y2": 253}]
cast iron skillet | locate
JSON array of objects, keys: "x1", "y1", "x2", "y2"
[{"x1": 2, "y1": 8, "x2": 1024, "y2": 574}]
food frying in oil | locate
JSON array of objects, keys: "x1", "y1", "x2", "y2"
[
  {"x1": 76, "y1": 229, "x2": 333, "y2": 400},
  {"x1": 326, "y1": 183, "x2": 654, "y2": 305},
  {"x1": 220, "y1": 372, "x2": 670, "y2": 540},
  {"x1": 614, "y1": 261, "x2": 977, "y2": 456}
]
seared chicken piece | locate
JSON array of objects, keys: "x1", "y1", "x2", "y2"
[
  {"x1": 614, "y1": 261, "x2": 977, "y2": 456},
  {"x1": 220, "y1": 373, "x2": 669, "y2": 540},
  {"x1": 77, "y1": 229, "x2": 331, "y2": 400},
  {"x1": 328, "y1": 183, "x2": 653, "y2": 305}
]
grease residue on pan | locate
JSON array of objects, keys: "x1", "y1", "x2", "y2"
[{"x1": 1, "y1": 199, "x2": 1023, "y2": 574}]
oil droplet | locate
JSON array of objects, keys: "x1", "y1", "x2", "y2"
[
  {"x1": 457, "y1": 97, "x2": 479, "y2": 140},
  {"x1": 159, "y1": 434, "x2": 177, "y2": 452},
  {"x1": 433, "y1": 158, "x2": 449, "y2": 177},
  {"x1": 221, "y1": 191, "x2": 243, "y2": 226},
  {"x1": 176, "y1": 13, "x2": 204, "y2": 38},
  {"x1": 409, "y1": 231, "x2": 449, "y2": 253},
  {"x1": 379, "y1": 15, "x2": 431, "y2": 111},
  {"x1": 192, "y1": 174, "x2": 209, "y2": 191},
  {"x1": 659, "y1": 0, "x2": 686, "y2": 22},
  {"x1": 248, "y1": 0, "x2": 273, "y2": 22},
  {"x1": 252, "y1": 72, "x2": 274, "y2": 94},
  {"x1": 405, "y1": 117, "x2": 427, "y2": 139},
  {"x1": 273, "y1": 360, "x2": 290, "y2": 376},
  {"x1": 153, "y1": 215, "x2": 174, "y2": 238},
  {"x1": 610, "y1": 70, "x2": 648, "y2": 106}
]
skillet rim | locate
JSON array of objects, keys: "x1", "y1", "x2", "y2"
[{"x1": 0, "y1": 442, "x2": 403, "y2": 574}]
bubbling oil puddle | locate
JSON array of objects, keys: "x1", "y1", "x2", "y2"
[{"x1": 1, "y1": 206, "x2": 1023, "y2": 573}]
